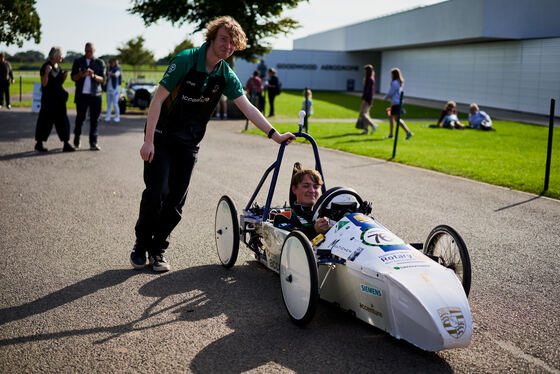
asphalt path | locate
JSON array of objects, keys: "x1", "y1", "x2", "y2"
[{"x1": 1, "y1": 110, "x2": 559, "y2": 373}]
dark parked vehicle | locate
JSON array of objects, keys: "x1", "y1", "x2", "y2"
[{"x1": 118, "y1": 80, "x2": 157, "y2": 113}]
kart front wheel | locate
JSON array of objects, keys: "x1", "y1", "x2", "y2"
[
  {"x1": 424, "y1": 225, "x2": 471, "y2": 297},
  {"x1": 215, "y1": 195, "x2": 239, "y2": 268},
  {"x1": 280, "y1": 231, "x2": 319, "y2": 326}
]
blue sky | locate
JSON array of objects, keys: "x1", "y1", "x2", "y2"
[{"x1": 2, "y1": 0, "x2": 443, "y2": 59}]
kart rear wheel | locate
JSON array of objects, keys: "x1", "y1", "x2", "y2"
[
  {"x1": 280, "y1": 231, "x2": 319, "y2": 326},
  {"x1": 215, "y1": 195, "x2": 239, "y2": 268},
  {"x1": 424, "y1": 225, "x2": 471, "y2": 297}
]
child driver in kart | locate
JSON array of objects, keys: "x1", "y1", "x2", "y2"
[{"x1": 290, "y1": 168, "x2": 331, "y2": 238}]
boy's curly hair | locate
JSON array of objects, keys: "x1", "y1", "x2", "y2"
[{"x1": 205, "y1": 16, "x2": 247, "y2": 51}]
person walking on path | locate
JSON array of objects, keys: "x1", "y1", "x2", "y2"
[
  {"x1": 130, "y1": 16, "x2": 295, "y2": 272},
  {"x1": 104, "y1": 58, "x2": 122, "y2": 123},
  {"x1": 383, "y1": 68, "x2": 413, "y2": 140},
  {"x1": 71, "y1": 42, "x2": 106, "y2": 150},
  {"x1": 34, "y1": 47, "x2": 75, "y2": 153},
  {"x1": 358, "y1": 64, "x2": 377, "y2": 134},
  {"x1": 0, "y1": 52, "x2": 14, "y2": 109}
]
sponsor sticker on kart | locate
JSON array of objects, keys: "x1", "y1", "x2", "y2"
[
  {"x1": 361, "y1": 227, "x2": 405, "y2": 247},
  {"x1": 360, "y1": 284, "x2": 383, "y2": 297},
  {"x1": 438, "y1": 307, "x2": 467, "y2": 339},
  {"x1": 347, "y1": 213, "x2": 377, "y2": 231}
]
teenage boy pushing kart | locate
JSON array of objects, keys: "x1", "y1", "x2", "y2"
[{"x1": 131, "y1": 16, "x2": 295, "y2": 272}]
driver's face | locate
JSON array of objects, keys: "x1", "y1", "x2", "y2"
[{"x1": 292, "y1": 175, "x2": 321, "y2": 207}]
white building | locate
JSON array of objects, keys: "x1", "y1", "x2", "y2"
[{"x1": 235, "y1": 0, "x2": 560, "y2": 115}]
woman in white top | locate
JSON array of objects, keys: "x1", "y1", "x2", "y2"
[{"x1": 383, "y1": 68, "x2": 413, "y2": 140}]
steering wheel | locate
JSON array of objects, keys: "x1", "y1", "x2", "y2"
[{"x1": 312, "y1": 187, "x2": 364, "y2": 222}]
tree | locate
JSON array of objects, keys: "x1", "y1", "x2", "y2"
[
  {"x1": 166, "y1": 38, "x2": 195, "y2": 62},
  {"x1": 65, "y1": 51, "x2": 83, "y2": 62},
  {"x1": 117, "y1": 35, "x2": 155, "y2": 68},
  {"x1": 0, "y1": 0, "x2": 41, "y2": 48},
  {"x1": 128, "y1": 0, "x2": 307, "y2": 62},
  {"x1": 11, "y1": 50, "x2": 44, "y2": 62}
]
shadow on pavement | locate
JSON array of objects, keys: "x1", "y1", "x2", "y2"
[
  {"x1": 0, "y1": 263, "x2": 452, "y2": 372},
  {"x1": 0, "y1": 269, "x2": 139, "y2": 327},
  {"x1": 494, "y1": 194, "x2": 543, "y2": 212}
]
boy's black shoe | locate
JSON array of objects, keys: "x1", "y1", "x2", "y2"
[
  {"x1": 130, "y1": 241, "x2": 147, "y2": 269},
  {"x1": 34, "y1": 142, "x2": 48, "y2": 152},
  {"x1": 149, "y1": 254, "x2": 170, "y2": 272},
  {"x1": 63, "y1": 142, "x2": 75, "y2": 152}
]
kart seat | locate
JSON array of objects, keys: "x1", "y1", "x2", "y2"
[{"x1": 289, "y1": 162, "x2": 303, "y2": 209}]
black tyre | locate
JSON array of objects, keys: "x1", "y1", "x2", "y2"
[
  {"x1": 215, "y1": 195, "x2": 240, "y2": 268},
  {"x1": 134, "y1": 89, "x2": 151, "y2": 110},
  {"x1": 118, "y1": 98, "x2": 127, "y2": 114},
  {"x1": 424, "y1": 225, "x2": 471, "y2": 297},
  {"x1": 280, "y1": 231, "x2": 319, "y2": 326}
]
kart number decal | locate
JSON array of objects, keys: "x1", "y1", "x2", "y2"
[{"x1": 361, "y1": 228, "x2": 404, "y2": 246}]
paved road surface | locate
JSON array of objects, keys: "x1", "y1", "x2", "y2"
[{"x1": 1, "y1": 111, "x2": 559, "y2": 373}]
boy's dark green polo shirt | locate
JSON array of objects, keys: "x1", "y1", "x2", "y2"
[{"x1": 156, "y1": 43, "x2": 244, "y2": 149}]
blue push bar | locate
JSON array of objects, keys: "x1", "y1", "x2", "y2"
[{"x1": 244, "y1": 131, "x2": 326, "y2": 220}]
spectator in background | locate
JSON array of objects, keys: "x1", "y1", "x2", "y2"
[
  {"x1": 302, "y1": 88, "x2": 313, "y2": 117},
  {"x1": 245, "y1": 70, "x2": 263, "y2": 112},
  {"x1": 266, "y1": 67, "x2": 279, "y2": 117},
  {"x1": 71, "y1": 42, "x2": 106, "y2": 150},
  {"x1": 358, "y1": 64, "x2": 377, "y2": 134},
  {"x1": 468, "y1": 103, "x2": 494, "y2": 130},
  {"x1": 104, "y1": 58, "x2": 122, "y2": 123},
  {"x1": 436, "y1": 101, "x2": 465, "y2": 129},
  {"x1": 213, "y1": 95, "x2": 228, "y2": 119},
  {"x1": 383, "y1": 68, "x2": 413, "y2": 139},
  {"x1": 0, "y1": 52, "x2": 14, "y2": 109},
  {"x1": 34, "y1": 47, "x2": 74, "y2": 153}
]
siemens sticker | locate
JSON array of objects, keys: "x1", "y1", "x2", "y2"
[{"x1": 360, "y1": 284, "x2": 383, "y2": 297}]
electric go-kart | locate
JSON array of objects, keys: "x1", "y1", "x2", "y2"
[{"x1": 214, "y1": 111, "x2": 472, "y2": 352}]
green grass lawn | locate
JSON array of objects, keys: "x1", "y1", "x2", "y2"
[
  {"x1": 272, "y1": 90, "x2": 457, "y2": 120},
  {"x1": 248, "y1": 119, "x2": 559, "y2": 199}
]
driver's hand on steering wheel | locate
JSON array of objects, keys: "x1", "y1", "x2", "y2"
[{"x1": 314, "y1": 217, "x2": 331, "y2": 234}]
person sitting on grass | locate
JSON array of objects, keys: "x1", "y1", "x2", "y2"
[
  {"x1": 436, "y1": 101, "x2": 466, "y2": 129},
  {"x1": 468, "y1": 103, "x2": 494, "y2": 131}
]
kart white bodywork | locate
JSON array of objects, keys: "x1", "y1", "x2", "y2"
[
  {"x1": 314, "y1": 213, "x2": 471, "y2": 351},
  {"x1": 242, "y1": 211, "x2": 472, "y2": 352},
  {"x1": 215, "y1": 115, "x2": 471, "y2": 352}
]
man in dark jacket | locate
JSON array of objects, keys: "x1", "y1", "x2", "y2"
[
  {"x1": 0, "y1": 53, "x2": 14, "y2": 109},
  {"x1": 71, "y1": 43, "x2": 106, "y2": 150}
]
